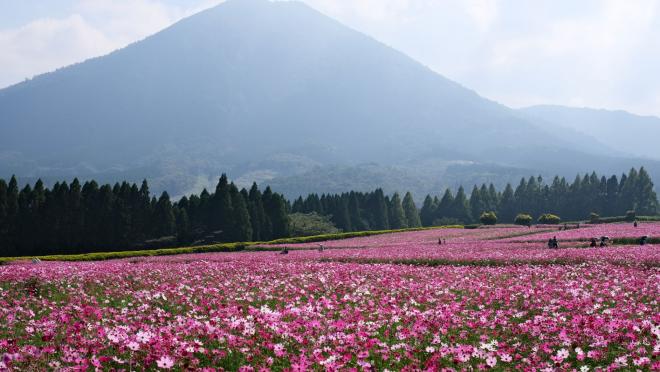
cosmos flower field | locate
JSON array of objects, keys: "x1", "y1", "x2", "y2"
[{"x1": 1, "y1": 223, "x2": 658, "y2": 370}]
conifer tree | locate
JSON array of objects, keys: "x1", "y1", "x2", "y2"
[
  {"x1": 369, "y1": 189, "x2": 389, "y2": 230},
  {"x1": 212, "y1": 174, "x2": 233, "y2": 235},
  {"x1": 451, "y1": 186, "x2": 471, "y2": 223},
  {"x1": 402, "y1": 192, "x2": 421, "y2": 228},
  {"x1": 633, "y1": 167, "x2": 658, "y2": 215},
  {"x1": 469, "y1": 185, "x2": 485, "y2": 224},
  {"x1": 388, "y1": 192, "x2": 407, "y2": 229},
  {"x1": 153, "y1": 192, "x2": 176, "y2": 238},
  {"x1": 420, "y1": 195, "x2": 436, "y2": 227},
  {"x1": 498, "y1": 184, "x2": 516, "y2": 222},
  {"x1": 248, "y1": 183, "x2": 267, "y2": 241},
  {"x1": 0, "y1": 179, "x2": 8, "y2": 254},
  {"x1": 263, "y1": 187, "x2": 289, "y2": 238},
  {"x1": 487, "y1": 183, "x2": 499, "y2": 212},
  {"x1": 229, "y1": 183, "x2": 252, "y2": 241},
  {"x1": 436, "y1": 188, "x2": 454, "y2": 222},
  {"x1": 348, "y1": 192, "x2": 366, "y2": 231},
  {"x1": 332, "y1": 196, "x2": 352, "y2": 232}
]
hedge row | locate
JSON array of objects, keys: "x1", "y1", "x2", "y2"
[{"x1": 0, "y1": 225, "x2": 464, "y2": 264}]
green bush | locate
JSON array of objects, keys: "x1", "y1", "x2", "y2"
[
  {"x1": 479, "y1": 211, "x2": 498, "y2": 225},
  {"x1": 538, "y1": 213, "x2": 561, "y2": 225},
  {"x1": 625, "y1": 210, "x2": 637, "y2": 222},
  {"x1": 589, "y1": 212, "x2": 600, "y2": 224},
  {"x1": 514, "y1": 213, "x2": 533, "y2": 226},
  {"x1": 289, "y1": 212, "x2": 341, "y2": 237},
  {"x1": 464, "y1": 224, "x2": 482, "y2": 229}
]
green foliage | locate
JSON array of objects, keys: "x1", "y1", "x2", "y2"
[
  {"x1": 388, "y1": 193, "x2": 407, "y2": 229},
  {"x1": 537, "y1": 213, "x2": 561, "y2": 225},
  {"x1": 593, "y1": 215, "x2": 660, "y2": 224},
  {"x1": 1, "y1": 167, "x2": 657, "y2": 257},
  {"x1": 289, "y1": 213, "x2": 340, "y2": 237},
  {"x1": 0, "y1": 225, "x2": 463, "y2": 264},
  {"x1": 514, "y1": 214, "x2": 533, "y2": 226},
  {"x1": 433, "y1": 217, "x2": 461, "y2": 226},
  {"x1": 625, "y1": 210, "x2": 637, "y2": 222},
  {"x1": 589, "y1": 212, "x2": 600, "y2": 224},
  {"x1": 420, "y1": 195, "x2": 436, "y2": 227},
  {"x1": 402, "y1": 192, "x2": 421, "y2": 228},
  {"x1": 479, "y1": 211, "x2": 497, "y2": 225}
]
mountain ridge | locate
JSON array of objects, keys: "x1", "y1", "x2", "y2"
[{"x1": 1, "y1": 0, "x2": 659, "y2": 198}]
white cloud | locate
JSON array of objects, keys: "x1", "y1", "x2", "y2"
[
  {"x1": 0, "y1": 14, "x2": 117, "y2": 87},
  {"x1": 0, "y1": 0, "x2": 224, "y2": 89},
  {"x1": 464, "y1": 0, "x2": 499, "y2": 32},
  {"x1": 0, "y1": 0, "x2": 659, "y2": 116}
]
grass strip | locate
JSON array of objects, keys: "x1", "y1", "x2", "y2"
[{"x1": 0, "y1": 225, "x2": 463, "y2": 264}]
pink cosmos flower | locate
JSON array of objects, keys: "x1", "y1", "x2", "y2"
[
  {"x1": 486, "y1": 355, "x2": 497, "y2": 368},
  {"x1": 156, "y1": 355, "x2": 175, "y2": 369}
]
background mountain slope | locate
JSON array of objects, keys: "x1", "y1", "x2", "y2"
[
  {"x1": 520, "y1": 105, "x2": 660, "y2": 160},
  {"x1": 1, "y1": 0, "x2": 658, "y2": 199}
]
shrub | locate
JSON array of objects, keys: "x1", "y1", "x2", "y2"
[
  {"x1": 514, "y1": 214, "x2": 533, "y2": 226},
  {"x1": 538, "y1": 213, "x2": 561, "y2": 225},
  {"x1": 464, "y1": 224, "x2": 482, "y2": 229},
  {"x1": 479, "y1": 211, "x2": 498, "y2": 225},
  {"x1": 289, "y1": 213, "x2": 341, "y2": 237},
  {"x1": 625, "y1": 210, "x2": 636, "y2": 222},
  {"x1": 589, "y1": 212, "x2": 600, "y2": 224}
]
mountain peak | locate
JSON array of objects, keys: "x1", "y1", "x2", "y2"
[{"x1": 2, "y1": 0, "x2": 658, "y2": 197}]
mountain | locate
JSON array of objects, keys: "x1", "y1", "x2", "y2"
[
  {"x1": 1, "y1": 0, "x2": 659, "y2": 199},
  {"x1": 520, "y1": 105, "x2": 660, "y2": 160}
]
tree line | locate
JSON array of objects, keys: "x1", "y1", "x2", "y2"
[
  {"x1": 0, "y1": 174, "x2": 289, "y2": 257},
  {"x1": 290, "y1": 167, "x2": 658, "y2": 228},
  {"x1": 291, "y1": 190, "x2": 422, "y2": 232},
  {"x1": 0, "y1": 167, "x2": 657, "y2": 257},
  {"x1": 420, "y1": 167, "x2": 658, "y2": 225}
]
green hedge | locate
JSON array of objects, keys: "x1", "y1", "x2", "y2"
[
  {"x1": 590, "y1": 215, "x2": 660, "y2": 224},
  {"x1": 0, "y1": 225, "x2": 464, "y2": 264}
]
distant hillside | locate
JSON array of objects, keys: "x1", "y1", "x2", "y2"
[
  {"x1": 1, "y1": 0, "x2": 659, "y2": 197},
  {"x1": 521, "y1": 105, "x2": 660, "y2": 160}
]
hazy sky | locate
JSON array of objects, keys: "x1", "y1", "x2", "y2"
[{"x1": 1, "y1": 0, "x2": 659, "y2": 116}]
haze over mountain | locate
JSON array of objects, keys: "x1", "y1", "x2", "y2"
[
  {"x1": 520, "y1": 105, "x2": 660, "y2": 161},
  {"x1": 1, "y1": 0, "x2": 658, "y2": 199}
]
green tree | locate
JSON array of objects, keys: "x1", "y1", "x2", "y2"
[
  {"x1": 0, "y1": 179, "x2": 8, "y2": 254},
  {"x1": 263, "y1": 187, "x2": 289, "y2": 239},
  {"x1": 514, "y1": 213, "x2": 533, "y2": 227},
  {"x1": 289, "y1": 212, "x2": 340, "y2": 236},
  {"x1": 479, "y1": 211, "x2": 497, "y2": 225},
  {"x1": 419, "y1": 195, "x2": 436, "y2": 227},
  {"x1": 248, "y1": 183, "x2": 267, "y2": 241},
  {"x1": 212, "y1": 174, "x2": 233, "y2": 236},
  {"x1": 229, "y1": 183, "x2": 252, "y2": 241},
  {"x1": 368, "y1": 189, "x2": 389, "y2": 230},
  {"x1": 451, "y1": 186, "x2": 472, "y2": 223},
  {"x1": 388, "y1": 192, "x2": 407, "y2": 229},
  {"x1": 153, "y1": 192, "x2": 176, "y2": 237},
  {"x1": 402, "y1": 192, "x2": 421, "y2": 228},
  {"x1": 436, "y1": 188, "x2": 454, "y2": 221},
  {"x1": 538, "y1": 213, "x2": 561, "y2": 225},
  {"x1": 469, "y1": 185, "x2": 485, "y2": 224},
  {"x1": 498, "y1": 183, "x2": 516, "y2": 223},
  {"x1": 634, "y1": 167, "x2": 658, "y2": 215}
]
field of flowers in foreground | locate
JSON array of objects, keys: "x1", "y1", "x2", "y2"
[{"x1": 0, "y1": 224, "x2": 659, "y2": 371}]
